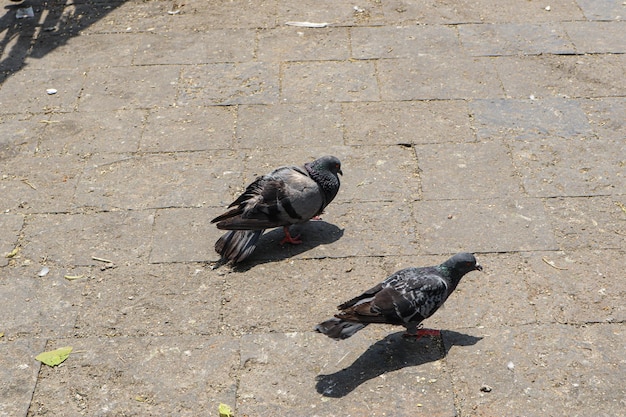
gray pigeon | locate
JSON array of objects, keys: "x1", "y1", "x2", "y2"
[
  {"x1": 315, "y1": 252, "x2": 482, "y2": 340},
  {"x1": 212, "y1": 155, "x2": 342, "y2": 263}
]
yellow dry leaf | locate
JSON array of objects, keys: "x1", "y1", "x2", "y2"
[
  {"x1": 219, "y1": 403, "x2": 234, "y2": 417},
  {"x1": 35, "y1": 346, "x2": 73, "y2": 367}
]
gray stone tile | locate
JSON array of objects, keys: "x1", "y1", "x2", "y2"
[
  {"x1": 576, "y1": 0, "x2": 625, "y2": 21},
  {"x1": 257, "y1": 27, "x2": 350, "y2": 61},
  {"x1": 73, "y1": 263, "x2": 223, "y2": 337},
  {"x1": 378, "y1": 57, "x2": 503, "y2": 100},
  {"x1": 29, "y1": 335, "x2": 238, "y2": 416},
  {"x1": 178, "y1": 62, "x2": 279, "y2": 106},
  {"x1": 495, "y1": 54, "x2": 626, "y2": 99},
  {"x1": 351, "y1": 25, "x2": 461, "y2": 59},
  {"x1": 459, "y1": 23, "x2": 574, "y2": 56},
  {"x1": 0, "y1": 114, "x2": 43, "y2": 158},
  {"x1": 163, "y1": 0, "x2": 278, "y2": 30},
  {"x1": 581, "y1": 97, "x2": 626, "y2": 140},
  {"x1": 381, "y1": 0, "x2": 482, "y2": 24},
  {"x1": 509, "y1": 135, "x2": 625, "y2": 197},
  {"x1": 79, "y1": 1, "x2": 175, "y2": 33},
  {"x1": 471, "y1": 98, "x2": 593, "y2": 140},
  {"x1": 133, "y1": 29, "x2": 256, "y2": 65},
  {"x1": 37, "y1": 110, "x2": 145, "y2": 155},
  {"x1": 80, "y1": 65, "x2": 181, "y2": 111},
  {"x1": 26, "y1": 33, "x2": 139, "y2": 69},
  {"x1": 75, "y1": 151, "x2": 239, "y2": 210},
  {"x1": 446, "y1": 324, "x2": 626, "y2": 416},
  {"x1": 221, "y1": 257, "x2": 387, "y2": 334},
  {"x1": 150, "y1": 207, "x2": 219, "y2": 264},
  {"x1": 521, "y1": 250, "x2": 625, "y2": 324},
  {"x1": 140, "y1": 106, "x2": 235, "y2": 152},
  {"x1": 0, "y1": 263, "x2": 81, "y2": 337},
  {"x1": 0, "y1": 68, "x2": 84, "y2": 114},
  {"x1": 238, "y1": 332, "x2": 456, "y2": 416},
  {"x1": 22, "y1": 210, "x2": 154, "y2": 266},
  {"x1": 0, "y1": 214, "x2": 22, "y2": 267},
  {"x1": 417, "y1": 140, "x2": 521, "y2": 200},
  {"x1": 236, "y1": 103, "x2": 343, "y2": 149},
  {"x1": 564, "y1": 21, "x2": 626, "y2": 53},
  {"x1": 278, "y1": 0, "x2": 385, "y2": 26},
  {"x1": 0, "y1": 155, "x2": 85, "y2": 214},
  {"x1": 281, "y1": 61, "x2": 379, "y2": 103},
  {"x1": 543, "y1": 196, "x2": 626, "y2": 250},
  {"x1": 342, "y1": 100, "x2": 475, "y2": 145},
  {"x1": 415, "y1": 198, "x2": 558, "y2": 253},
  {"x1": 0, "y1": 338, "x2": 45, "y2": 417}
]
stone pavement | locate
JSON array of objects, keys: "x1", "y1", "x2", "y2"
[{"x1": 0, "y1": 0, "x2": 625, "y2": 415}]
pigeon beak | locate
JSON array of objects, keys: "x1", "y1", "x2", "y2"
[
  {"x1": 338, "y1": 169, "x2": 343, "y2": 176},
  {"x1": 476, "y1": 264, "x2": 483, "y2": 272}
]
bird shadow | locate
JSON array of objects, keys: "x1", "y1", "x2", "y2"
[
  {"x1": 228, "y1": 220, "x2": 344, "y2": 271},
  {"x1": 315, "y1": 330, "x2": 483, "y2": 398}
]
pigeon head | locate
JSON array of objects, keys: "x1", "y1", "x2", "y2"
[
  {"x1": 308, "y1": 155, "x2": 343, "y2": 176},
  {"x1": 442, "y1": 252, "x2": 483, "y2": 276}
]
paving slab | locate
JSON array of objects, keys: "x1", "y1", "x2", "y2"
[
  {"x1": 0, "y1": 338, "x2": 45, "y2": 417},
  {"x1": 416, "y1": 140, "x2": 521, "y2": 200},
  {"x1": 543, "y1": 196, "x2": 626, "y2": 250},
  {"x1": 377, "y1": 57, "x2": 504, "y2": 100},
  {"x1": 0, "y1": 114, "x2": 42, "y2": 158},
  {"x1": 178, "y1": 62, "x2": 279, "y2": 106},
  {"x1": 0, "y1": 214, "x2": 23, "y2": 267},
  {"x1": 342, "y1": 100, "x2": 475, "y2": 146},
  {"x1": 494, "y1": 54, "x2": 626, "y2": 99},
  {"x1": 278, "y1": 0, "x2": 385, "y2": 27},
  {"x1": 576, "y1": 0, "x2": 626, "y2": 21},
  {"x1": 521, "y1": 250, "x2": 626, "y2": 324},
  {"x1": 458, "y1": 23, "x2": 574, "y2": 56},
  {"x1": 415, "y1": 198, "x2": 558, "y2": 254},
  {"x1": 76, "y1": 150, "x2": 240, "y2": 210},
  {"x1": 28, "y1": 335, "x2": 238, "y2": 417},
  {"x1": 581, "y1": 97, "x2": 626, "y2": 140},
  {"x1": 445, "y1": 324, "x2": 626, "y2": 416},
  {"x1": 238, "y1": 331, "x2": 460, "y2": 416},
  {"x1": 37, "y1": 109, "x2": 145, "y2": 156},
  {"x1": 351, "y1": 25, "x2": 461, "y2": 59},
  {"x1": 381, "y1": 0, "x2": 482, "y2": 24},
  {"x1": 563, "y1": 21, "x2": 626, "y2": 54},
  {"x1": 22, "y1": 210, "x2": 155, "y2": 267},
  {"x1": 236, "y1": 103, "x2": 343, "y2": 149},
  {"x1": 133, "y1": 29, "x2": 256, "y2": 65},
  {"x1": 72, "y1": 263, "x2": 223, "y2": 337},
  {"x1": 281, "y1": 60, "x2": 379, "y2": 103},
  {"x1": 257, "y1": 27, "x2": 350, "y2": 62}
]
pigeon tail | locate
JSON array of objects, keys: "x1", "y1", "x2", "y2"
[
  {"x1": 215, "y1": 230, "x2": 263, "y2": 263},
  {"x1": 314, "y1": 318, "x2": 368, "y2": 340}
]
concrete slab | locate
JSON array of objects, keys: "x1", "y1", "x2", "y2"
[
  {"x1": 521, "y1": 250, "x2": 626, "y2": 324},
  {"x1": 445, "y1": 324, "x2": 626, "y2": 416},
  {"x1": 0, "y1": 338, "x2": 45, "y2": 417},
  {"x1": 178, "y1": 62, "x2": 279, "y2": 106},
  {"x1": 377, "y1": 57, "x2": 504, "y2": 100},
  {"x1": 281, "y1": 61, "x2": 379, "y2": 103},
  {"x1": 342, "y1": 100, "x2": 475, "y2": 146},
  {"x1": 564, "y1": 21, "x2": 626, "y2": 54},
  {"x1": 459, "y1": 23, "x2": 575, "y2": 56},
  {"x1": 581, "y1": 97, "x2": 626, "y2": 140},
  {"x1": 278, "y1": 0, "x2": 385, "y2": 26},
  {"x1": 29, "y1": 335, "x2": 238, "y2": 416},
  {"x1": 257, "y1": 27, "x2": 350, "y2": 62},
  {"x1": 416, "y1": 140, "x2": 521, "y2": 200},
  {"x1": 543, "y1": 196, "x2": 626, "y2": 250},
  {"x1": 0, "y1": 214, "x2": 23, "y2": 267},
  {"x1": 415, "y1": 198, "x2": 558, "y2": 253},
  {"x1": 576, "y1": 0, "x2": 625, "y2": 21},
  {"x1": 140, "y1": 106, "x2": 235, "y2": 152}
]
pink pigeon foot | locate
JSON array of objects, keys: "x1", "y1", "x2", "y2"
[{"x1": 280, "y1": 226, "x2": 302, "y2": 245}]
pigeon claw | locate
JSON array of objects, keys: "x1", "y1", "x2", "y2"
[
  {"x1": 280, "y1": 227, "x2": 302, "y2": 245},
  {"x1": 402, "y1": 328, "x2": 441, "y2": 340}
]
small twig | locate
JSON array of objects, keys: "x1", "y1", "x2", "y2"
[
  {"x1": 21, "y1": 179, "x2": 37, "y2": 190},
  {"x1": 615, "y1": 201, "x2": 626, "y2": 215},
  {"x1": 92, "y1": 256, "x2": 113, "y2": 263},
  {"x1": 542, "y1": 257, "x2": 568, "y2": 270}
]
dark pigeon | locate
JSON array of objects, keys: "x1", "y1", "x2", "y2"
[
  {"x1": 212, "y1": 155, "x2": 342, "y2": 263},
  {"x1": 315, "y1": 252, "x2": 482, "y2": 340}
]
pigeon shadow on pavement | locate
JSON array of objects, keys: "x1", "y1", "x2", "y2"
[
  {"x1": 230, "y1": 220, "x2": 344, "y2": 271},
  {"x1": 315, "y1": 330, "x2": 482, "y2": 398}
]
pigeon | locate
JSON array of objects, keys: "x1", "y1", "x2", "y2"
[
  {"x1": 315, "y1": 252, "x2": 482, "y2": 340},
  {"x1": 211, "y1": 155, "x2": 342, "y2": 263}
]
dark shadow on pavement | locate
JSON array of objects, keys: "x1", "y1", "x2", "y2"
[
  {"x1": 316, "y1": 330, "x2": 483, "y2": 398},
  {"x1": 230, "y1": 220, "x2": 344, "y2": 272},
  {"x1": 1, "y1": 0, "x2": 126, "y2": 83}
]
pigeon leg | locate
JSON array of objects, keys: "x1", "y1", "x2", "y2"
[
  {"x1": 280, "y1": 226, "x2": 302, "y2": 245},
  {"x1": 402, "y1": 328, "x2": 441, "y2": 339}
]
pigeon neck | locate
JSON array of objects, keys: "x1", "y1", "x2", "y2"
[{"x1": 305, "y1": 163, "x2": 339, "y2": 207}]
